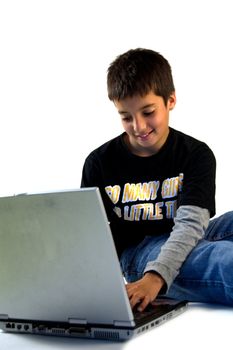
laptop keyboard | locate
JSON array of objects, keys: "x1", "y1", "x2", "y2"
[{"x1": 133, "y1": 303, "x2": 173, "y2": 322}]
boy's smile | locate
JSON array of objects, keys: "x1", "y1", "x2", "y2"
[{"x1": 114, "y1": 91, "x2": 176, "y2": 157}]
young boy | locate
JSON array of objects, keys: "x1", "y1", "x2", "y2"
[{"x1": 81, "y1": 48, "x2": 233, "y2": 312}]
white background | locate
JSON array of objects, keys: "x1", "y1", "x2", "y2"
[
  {"x1": 1, "y1": 0, "x2": 233, "y2": 216},
  {"x1": 0, "y1": 1, "x2": 233, "y2": 349}
]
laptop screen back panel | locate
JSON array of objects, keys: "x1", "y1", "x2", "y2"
[{"x1": 0, "y1": 188, "x2": 134, "y2": 325}]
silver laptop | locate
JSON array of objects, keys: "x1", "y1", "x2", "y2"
[{"x1": 0, "y1": 187, "x2": 187, "y2": 341}]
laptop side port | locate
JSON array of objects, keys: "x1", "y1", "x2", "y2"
[
  {"x1": 69, "y1": 326, "x2": 87, "y2": 335},
  {"x1": 5, "y1": 322, "x2": 13, "y2": 329},
  {"x1": 4, "y1": 322, "x2": 31, "y2": 333},
  {"x1": 33, "y1": 324, "x2": 68, "y2": 335}
]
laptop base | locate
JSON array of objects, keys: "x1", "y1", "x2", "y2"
[{"x1": 0, "y1": 301, "x2": 188, "y2": 341}]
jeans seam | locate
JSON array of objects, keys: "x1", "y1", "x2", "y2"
[
  {"x1": 175, "y1": 277, "x2": 231, "y2": 288},
  {"x1": 207, "y1": 232, "x2": 233, "y2": 241}
]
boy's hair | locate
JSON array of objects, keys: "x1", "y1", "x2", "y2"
[{"x1": 107, "y1": 48, "x2": 175, "y2": 105}]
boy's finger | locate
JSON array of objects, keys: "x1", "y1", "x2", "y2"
[
  {"x1": 137, "y1": 296, "x2": 150, "y2": 312},
  {"x1": 130, "y1": 295, "x2": 141, "y2": 308}
]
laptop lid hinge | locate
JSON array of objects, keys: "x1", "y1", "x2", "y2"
[
  {"x1": 68, "y1": 318, "x2": 87, "y2": 325},
  {"x1": 114, "y1": 320, "x2": 135, "y2": 327},
  {"x1": 0, "y1": 314, "x2": 9, "y2": 320}
]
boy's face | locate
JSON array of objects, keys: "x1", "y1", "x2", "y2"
[{"x1": 114, "y1": 91, "x2": 176, "y2": 157}]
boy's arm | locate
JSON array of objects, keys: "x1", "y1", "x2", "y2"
[
  {"x1": 144, "y1": 204, "x2": 210, "y2": 290},
  {"x1": 127, "y1": 205, "x2": 209, "y2": 311}
]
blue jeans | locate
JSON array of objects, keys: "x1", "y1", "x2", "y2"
[{"x1": 120, "y1": 211, "x2": 233, "y2": 305}]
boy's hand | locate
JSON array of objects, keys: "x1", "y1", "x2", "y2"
[{"x1": 125, "y1": 272, "x2": 165, "y2": 312}]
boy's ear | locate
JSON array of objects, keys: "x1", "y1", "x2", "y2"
[{"x1": 168, "y1": 92, "x2": 176, "y2": 110}]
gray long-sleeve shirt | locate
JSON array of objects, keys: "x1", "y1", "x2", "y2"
[{"x1": 144, "y1": 205, "x2": 210, "y2": 291}]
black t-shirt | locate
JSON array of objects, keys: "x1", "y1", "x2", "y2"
[{"x1": 81, "y1": 128, "x2": 216, "y2": 256}]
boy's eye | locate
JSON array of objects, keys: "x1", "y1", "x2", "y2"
[
  {"x1": 143, "y1": 110, "x2": 154, "y2": 116},
  {"x1": 121, "y1": 115, "x2": 131, "y2": 122}
]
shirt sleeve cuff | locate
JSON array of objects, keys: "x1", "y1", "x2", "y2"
[{"x1": 144, "y1": 261, "x2": 179, "y2": 293}]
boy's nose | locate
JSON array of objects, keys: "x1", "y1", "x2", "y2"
[{"x1": 133, "y1": 116, "x2": 147, "y2": 134}]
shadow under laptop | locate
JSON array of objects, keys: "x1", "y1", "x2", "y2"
[{"x1": 12, "y1": 333, "x2": 128, "y2": 349}]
